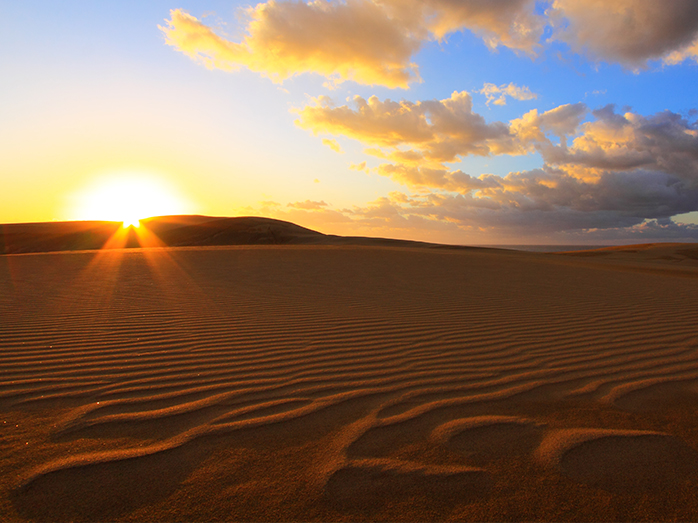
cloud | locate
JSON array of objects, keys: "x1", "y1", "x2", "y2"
[
  {"x1": 252, "y1": 189, "x2": 698, "y2": 245},
  {"x1": 540, "y1": 106, "x2": 698, "y2": 180},
  {"x1": 418, "y1": 106, "x2": 698, "y2": 232},
  {"x1": 375, "y1": 164, "x2": 503, "y2": 193},
  {"x1": 480, "y1": 83, "x2": 537, "y2": 106},
  {"x1": 287, "y1": 200, "x2": 329, "y2": 210},
  {"x1": 160, "y1": 4, "x2": 421, "y2": 88},
  {"x1": 378, "y1": 0, "x2": 544, "y2": 54},
  {"x1": 582, "y1": 219, "x2": 698, "y2": 241},
  {"x1": 322, "y1": 138, "x2": 343, "y2": 153},
  {"x1": 160, "y1": 0, "x2": 549, "y2": 88},
  {"x1": 664, "y1": 40, "x2": 698, "y2": 66},
  {"x1": 297, "y1": 88, "x2": 698, "y2": 237},
  {"x1": 549, "y1": 0, "x2": 698, "y2": 67},
  {"x1": 161, "y1": 1, "x2": 698, "y2": 88},
  {"x1": 296, "y1": 93, "x2": 591, "y2": 189},
  {"x1": 350, "y1": 161, "x2": 369, "y2": 173},
  {"x1": 510, "y1": 102, "x2": 588, "y2": 151},
  {"x1": 295, "y1": 91, "x2": 519, "y2": 173},
  {"x1": 160, "y1": 2, "x2": 698, "y2": 242},
  {"x1": 342, "y1": 184, "x2": 698, "y2": 243}
]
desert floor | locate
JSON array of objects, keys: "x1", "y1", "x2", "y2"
[{"x1": 1, "y1": 244, "x2": 698, "y2": 521}]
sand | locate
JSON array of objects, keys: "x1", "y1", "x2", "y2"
[{"x1": 1, "y1": 241, "x2": 698, "y2": 521}]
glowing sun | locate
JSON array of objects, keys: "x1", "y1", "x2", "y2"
[{"x1": 71, "y1": 175, "x2": 190, "y2": 226}]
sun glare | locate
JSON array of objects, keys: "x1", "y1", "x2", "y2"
[{"x1": 71, "y1": 175, "x2": 190, "y2": 225}]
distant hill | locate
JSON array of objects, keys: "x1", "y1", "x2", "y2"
[{"x1": 0, "y1": 215, "x2": 443, "y2": 255}]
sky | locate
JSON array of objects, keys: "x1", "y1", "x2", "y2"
[{"x1": 2, "y1": 0, "x2": 698, "y2": 245}]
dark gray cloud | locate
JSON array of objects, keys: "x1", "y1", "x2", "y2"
[{"x1": 550, "y1": 0, "x2": 698, "y2": 66}]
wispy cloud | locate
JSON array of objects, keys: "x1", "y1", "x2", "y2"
[
  {"x1": 349, "y1": 161, "x2": 369, "y2": 173},
  {"x1": 287, "y1": 200, "x2": 329, "y2": 210},
  {"x1": 322, "y1": 138, "x2": 344, "y2": 153},
  {"x1": 480, "y1": 83, "x2": 537, "y2": 106}
]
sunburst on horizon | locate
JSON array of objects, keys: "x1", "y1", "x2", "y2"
[{"x1": 69, "y1": 174, "x2": 192, "y2": 228}]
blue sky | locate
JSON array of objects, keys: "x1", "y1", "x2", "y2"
[{"x1": 2, "y1": 1, "x2": 698, "y2": 244}]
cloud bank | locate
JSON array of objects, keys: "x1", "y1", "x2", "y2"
[
  {"x1": 161, "y1": 1, "x2": 698, "y2": 242},
  {"x1": 295, "y1": 92, "x2": 698, "y2": 239},
  {"x1": 162, "y1": 1, "x2": 698, "y2": 88}
]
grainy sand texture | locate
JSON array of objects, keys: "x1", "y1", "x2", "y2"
[{"x1": 2, "y1": 239, "x2": 698, "y2": 521}]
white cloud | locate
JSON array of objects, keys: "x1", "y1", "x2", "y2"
[{"x1": 480, "y1": 83, "x2": 537, "y2": 106}]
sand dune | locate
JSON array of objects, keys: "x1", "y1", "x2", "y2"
[
  {"x1": 0, "y1": 215, "x2": 438, "y2": 255},
  {"x1": 1, "y1": 234, "x2": 698, "y2": 521}
]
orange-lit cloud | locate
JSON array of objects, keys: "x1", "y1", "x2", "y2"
[
  {"x1": 375, "y1": 164, "x2": 503, "y2": 193},
  {"x1": 295, "y1": 89, "x2": 698, "y2": 238},
  {"x1": 287, "y1": 200, "x2": 328, "y2": 210},
  {"x1": 550, "y1": 0, "x2": 698, "y2": 67},
  {"x1": 156, "y1": 2, "x2": 698, "y2": 242},
  {"x1": 160, "y1": 4, "x2": 421, "y2": 88},
  {"x1": 297, "y1": 94, "x2": 592, "y2": 190},
  {"x1": 160, "y1": 0, "x2": 547, "y2": 89},
  {"x1": 161, "y1": 1, "x2": 698, "y2": 89},
  {"x1": 295, "y1": 91, "x2": 517, "y2": 173},
  {"x1": 664, "y1": 40, "x2": 698, "y2": 66},
  {"x1": 510, "y1": 103, "x2": 587, "y2": 149},
  {"x1": 248, "y1": 163, "x2": 698, "y2": 242},
  {"x1": 379, "y1": 0, "x2": 544, "y2": 54},
  {"x1": 322, "y1": 138, "x2": 343, "y2": 153},
  {"x1": 350, "y1": 161, "x2": 369, "y2": 173}
]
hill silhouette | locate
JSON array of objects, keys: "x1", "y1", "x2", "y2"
[{"x1": 0, "y1": 215, "x2": 440, "y2": 255}]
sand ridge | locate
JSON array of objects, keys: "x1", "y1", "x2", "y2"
[{"x1": 2, "y1": 243, "x2": 698, "y2": 521}]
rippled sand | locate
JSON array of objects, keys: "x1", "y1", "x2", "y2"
[{"x1": 1, "y1": 244, "x2": 698, "y2": 521}]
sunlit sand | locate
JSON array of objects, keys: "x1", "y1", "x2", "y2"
[{"x1": 1, "y1": 218, "x2": 698, "y2": 521}]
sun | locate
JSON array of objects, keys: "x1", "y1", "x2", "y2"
[{"x1": 70, "y1": 175, "x2": 191, "y2": 225}]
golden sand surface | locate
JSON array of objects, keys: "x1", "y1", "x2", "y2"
[{"x1": 1, "y1": 243, "x2": 698, "y2": 521}]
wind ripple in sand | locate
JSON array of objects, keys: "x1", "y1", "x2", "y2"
[
  {"x1": 324, "y1": 458, "x2": 489, "y2": 510},
  {"x1": 536, "y1": 429, "x2": 698, "y2": 492},
  {"x1": 3, "y1": 246, "x2": 698, "y2": 520}
]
